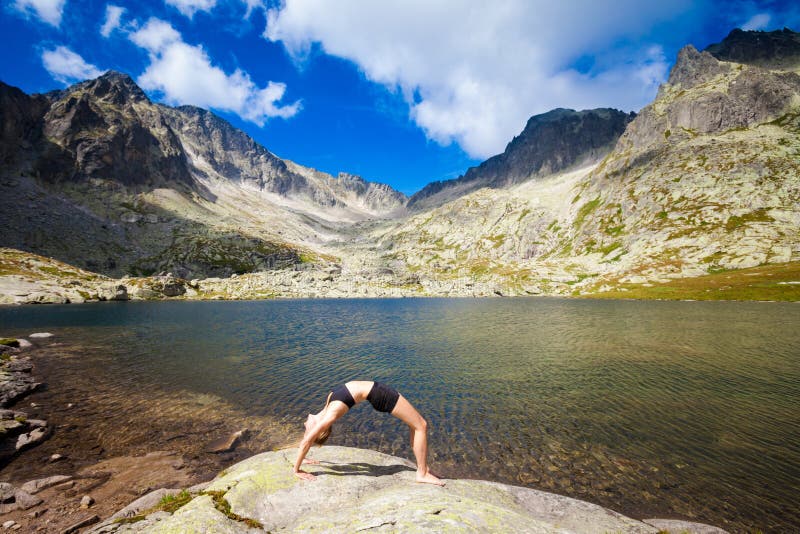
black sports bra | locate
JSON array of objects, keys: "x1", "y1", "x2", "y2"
[{"x1": 330, "y1": 384, "x2": 356, "y2": 409}]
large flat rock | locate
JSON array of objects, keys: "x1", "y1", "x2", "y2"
[
  {"x1": 97, "y1": 446, "x2": 717, "y2": 533},
  {"x1": 218, "y1": 446, "x2": 654, "y2": 533}
]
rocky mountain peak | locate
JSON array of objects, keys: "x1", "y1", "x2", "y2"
[
  {"x1": 333, "y1": 172, "x2": 407, "y2": 212},
  {"x1": 75, "y1": 70, "x2": 149, "y2": 106},
  {"x1": 612, "y1": 28, "x2": 800, "y2": 159},
  {"x1": 705, "y1": 27, "x2": 800, "y2": 68},
  {"x1": 665, "y1": 45, "x2": 729, "y2": 89},
  {"x1": 407, "y1": 107, "x2": 634, "y2": 210}
]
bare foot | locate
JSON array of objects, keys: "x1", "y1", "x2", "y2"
[
  {"x1": 295, "y1": 470, "x2": 317, "y2": 481},
  {"x1": 411, "y1": 464, "x2": 443, "y2": 479},
  {"x1": 416, "y1": 470, "x2": 445, "y2": 486}
]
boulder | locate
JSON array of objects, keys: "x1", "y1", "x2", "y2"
[
  {"x1": 94, "y1": 446, "x2": 689, "y2": 533},
  {"x1": 0, "y1": 361, "x2": 41, "y2": 407},
  {"x1": 0, "y1": 419, "x2": 23, "y2": 433},
  {"x1": 99, "y1": 495, "x2": 253, "y2": 533},
  {"x1": 6, "y1": 359, "x2": 33, "y2": 373},
  {"x1": 15, "y1": 426, "x2": 49, "y2": 451},
  {"x1": 28, "y1": 333, "x2": 54, "y2": 339},
  {"x1": 105, "y1": 488, "x2": 182, "y2": 523},
  {"x1": 160, "y1": 280, "x2": 185, "y2": 297},
  {"x1": 97, "y1": 284, "x2": 130, "y2": 301},
  {"x1": 81, "y1": 495, "x2": 95, "y2": 509},
  {"x1": 20, "y1": 475, "x2": 72, "y2": 495},
  {"x1": 204, "y1": 429, "x2": 247, "y2": 454},
  {"x1": 0, "y1": 482, "x2": 15, "y2": 503},
  {"x1": 0, "y1": 484, "x2": 43, "y2": 514}
]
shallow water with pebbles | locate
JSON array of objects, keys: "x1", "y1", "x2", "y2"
[{"x1": 1, "y1": 298, "x2": 799, "y2": 532}]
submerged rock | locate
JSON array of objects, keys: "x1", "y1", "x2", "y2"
[
  {"x1": 0, "y1": 483, "x2": 43, "y2": 514},
  {"x1": 20, "y1": 475, "x2": 72, "y2": 495},
  {"x1": 90, "y1": 446, "x2": 728, "y2": 533},
  {"x1": 204, "y1": 429, "x2": 247, "y2": 454},
  {"x1": 0, "y1": 357, "x2": 40, "y2": 407},
  {"x1": 15, "y1": 426, "x2": 49, "y2": 451}
]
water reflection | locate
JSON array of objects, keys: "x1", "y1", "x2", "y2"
[{"x1": 1, "y1": 298, "x2": 799, "y2": 532}]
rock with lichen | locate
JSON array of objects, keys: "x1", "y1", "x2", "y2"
[{"x1": 90, "y1": 446, "x2": 728, "y2": 533}]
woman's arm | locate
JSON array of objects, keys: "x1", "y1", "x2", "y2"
[
  {"x1": 294, "y1": 438, "x2": 317, "y2": 480},
  {"x1": 293, "y1": 412, "x2": 338, "y2": 480}
]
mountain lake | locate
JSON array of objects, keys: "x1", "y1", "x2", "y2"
[{"x1": 1, "y1": 298, "x2": 798, "y2": 532}]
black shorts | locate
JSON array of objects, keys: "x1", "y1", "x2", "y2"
[{"x1": 367, "y1": 382, "x2": 400, "y2": 413}]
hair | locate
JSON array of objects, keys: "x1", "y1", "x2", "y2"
[{"x1": 313, "y1": 391, "x2": 333, "y2": 446}]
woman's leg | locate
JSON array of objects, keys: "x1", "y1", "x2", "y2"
[{"x1": 390, "y1": 394, "x2": 443, "y2": 485}]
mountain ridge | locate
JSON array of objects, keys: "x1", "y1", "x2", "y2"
[
  {"x1": 0, "y1": 71, "x2": 407, "y2": 277},
  {"x1": 407, "y1": 107, "x2": 634, "y2": 211},
  {"x1": 1, "y1": 28, "x2": 799, "y2": 299}
]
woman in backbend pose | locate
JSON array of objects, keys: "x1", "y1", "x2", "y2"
[{"x1": 294, "y1": 380, "x2": 444, "y2": 486}]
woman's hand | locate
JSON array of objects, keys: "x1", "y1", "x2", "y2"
[
  {"x1": 294, "y1": 470, "x2": 316, "y2": 481},
  {"x1": 302, "y1": 458, "x2": 320, "y2": 465}
]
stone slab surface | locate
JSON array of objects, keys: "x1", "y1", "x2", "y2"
[{"x1": 89, "y1": 446, "x2": 734, "y2": 533}]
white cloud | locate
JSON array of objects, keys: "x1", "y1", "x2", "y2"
[
  {"x1": 13, "y1": 0, "x2": 65, "y2": 27},
  {"x1": 741, "y1": 13, "x2": 771, "y2": 31},
  {"x1": 42, "y1": 46, "x2": 104, "y2": 84},
  {"x1": 265, "y1": 0, "x2": 691, "y2": 158},
  {"x1": 240, "y1": 0, "x2": 264, "y2": 19},
  {"x1": 130, "y1": 18, "x2": 300, "y2": 125},
  {"x1": 165, "y1": 0, "x2": 217, "y2": 18},
  {"x1": 129, "y1": 18, "x2": 181, "y2": 51},
  {"x1": 100, "y1": 4, "x2": 126, "y2": 38}
]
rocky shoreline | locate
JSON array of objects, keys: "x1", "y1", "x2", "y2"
[
  {"x1": 0, "y1": 335, "x2": 196, "y2": 533},
  {"x1": 0, "y1": 336, "x2": 49, "y2": 467},
  {"x1": 3, "y1": 248, "x2": 800, "y2": 305},
  {"x1": 0, "y1": 254, "x2": 523, "y2": 305}
]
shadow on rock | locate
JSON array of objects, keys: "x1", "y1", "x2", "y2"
[{"x1": 317, "y1": 461, "x2": 414, "y2": 477}]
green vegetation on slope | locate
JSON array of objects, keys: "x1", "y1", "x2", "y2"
[
  {"x1": 0, "y1": 248, "x2": 102, "y2": 282},
  {"x1": 585, "y1": 262, "x2": 800, "y2": 301}
]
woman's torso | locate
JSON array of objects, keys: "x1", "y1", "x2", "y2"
[{"x1": 342, "y1": 380, "x2": 374, "y2": 404}]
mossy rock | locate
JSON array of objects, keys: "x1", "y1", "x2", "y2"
[
  {"x1": 0, "y1": 339, "x2": 19, "y2": 348},
  {"x1": 130, "y1": 446, "x2": 662, "y2": 533}
]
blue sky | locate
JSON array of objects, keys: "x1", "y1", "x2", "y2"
[{"x1": 1, "y1": 1, "x2": 798, "y2": 194}]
